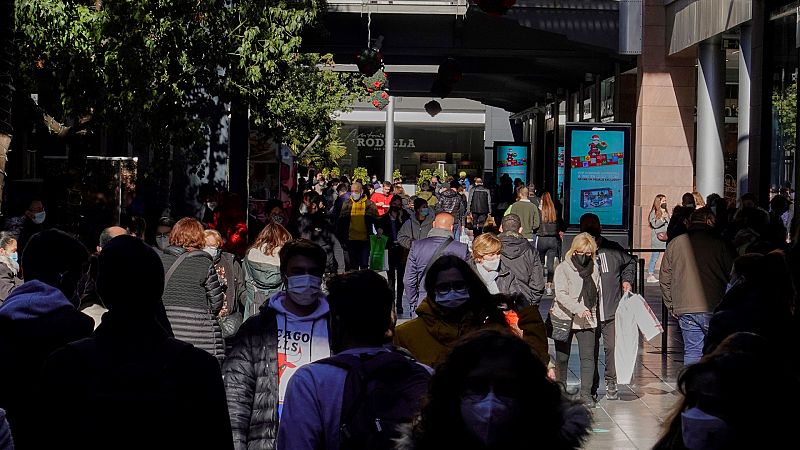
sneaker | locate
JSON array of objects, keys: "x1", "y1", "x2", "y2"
[
  {"x1": 580, "y1": 395, "x2": 597, "y2": 409},
  {"x1": 646, "y1": 274, "x2": 658, "y2": 283},
  {"x1": 606, "y1": 380, "x2": 619, "y2": 400}
]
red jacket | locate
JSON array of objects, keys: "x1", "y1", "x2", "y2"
[{"x1": 370, "y1": 192, "x2": 393, "y2": 216}]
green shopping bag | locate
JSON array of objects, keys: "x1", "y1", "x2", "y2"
[{"x1": 369, "y1": 235, "x2": 389, "y2": 271}]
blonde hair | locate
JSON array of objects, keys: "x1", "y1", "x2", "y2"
[
  {"x1": 472, "y1": 233, "x2": 502, "y2": 261},
  {"x1": 204, "y1": 229, "x2": 223, "y2": 247},
  {"x1": 566, "y1": 232, "x2": 597, "y2": 259}
]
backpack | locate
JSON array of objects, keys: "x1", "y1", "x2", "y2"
[
  {"x1": 471, "y1": 189, "x2": 489, "y2": 214},
  {"x1": 317, "y1": 350, "x2": 431, "y2": 450}
]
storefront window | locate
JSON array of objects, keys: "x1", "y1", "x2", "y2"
[
  {"x1": 600, "y1": 77, "x2": 615, "y2": 122},
  {"x1": 770, "y1": 11, "x2": 798, "y2": 198}
]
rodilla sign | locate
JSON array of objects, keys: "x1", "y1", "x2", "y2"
[{"x1": 564, "y1": 123, "x2": 631, "y2": 230}]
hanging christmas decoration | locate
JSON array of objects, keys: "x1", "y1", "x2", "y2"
[
  {"x1": 356, "y1": 48, "x2": 383, "y2": 77},
  {"x1": 472, "y1": 0, "x2": 517, "y2": 15},
  {"x1": 363, "y1": 70, "x2": 388, "y2": 93},
  {"x1": 424, "y1": 100, "x2": 442, "y2": 117},
  {"x1": 370, "y1": 89, "x2": 390, "y2": 111}
]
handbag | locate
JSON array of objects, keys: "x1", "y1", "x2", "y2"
[
  {"x1": 545, "y1": 312, "x2": 573, "y2": 342},
  {"x1": 656, "y1": 232, "x2": 668, "y2": 242},
  {"x1": 218, "y1": 309, "x2": 243, "y2": 339}
]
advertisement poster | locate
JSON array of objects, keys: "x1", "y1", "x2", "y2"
[
  {"x1": 557, "y1": 146, "x2": 565, "y2": 200},
  {"x1": 495, "y1": 143, "x2": 528, "y2": 185},
  {"x1": 565, "y1": 125, "x2": 629, "y2": 228}
]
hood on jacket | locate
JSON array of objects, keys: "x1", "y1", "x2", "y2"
[
  {"x1": 394, "y1": 397, "x2": 591, "y2": 450},
  {"x1": 0, "y1": 280, "x2": 75, "y2": 321},
  {"x1": 414, "y1": 214, "x2": 436, "y2": 227},
  {"x1": 499, "y1": 233, "x2": 530, "y2": 260},
  {"x1": 245, "y1": 258, "x2": 283, "y2": 290},
  {"x1": 267, "y1": 291, "x2": 330, "y2": 321}
]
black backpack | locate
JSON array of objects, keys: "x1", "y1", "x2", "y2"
[
  {"x1": 316, "y1": 350, "x2": 431, "y2": 450},
  {"x1": 471, "y1": 189, "x2": 490, "y2": 214}
]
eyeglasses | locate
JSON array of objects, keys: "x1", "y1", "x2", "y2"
[{"x1": 434, "y1": 281, "x2": 468, "y2": 295}]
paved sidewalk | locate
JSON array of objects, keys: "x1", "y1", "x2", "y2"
[{"x1": 552, "y1": 284, "x2": 685, "y2": 450}]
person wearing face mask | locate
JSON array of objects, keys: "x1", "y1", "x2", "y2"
[
  {"x1": 224, "y1": 239, "x2": 331, "y2": 450},
  {"x1": 550, "y1": 232, "x2": 602, "y2": 407},
  {"x1": 398, "y1": 330, "x2": 592, "y2": 450},
  {"x1": 205, "y1": 229, "x2": 246, "y2": 350},
  {"x1": 336, "y1": 182, "x2": 379, "y2": 270},
  {"x1": 159, "y1": 218, "x2": 225, "y2": 364},
  {"x1": 243, "y1": 222, "x2": 293, "y2": 319},
  {"x1": 398, "y1": 198, "x2": 435, "y2": 252},
  {"x1": 394, "y1": 256, "x2": 510, "y2": 367},
  {"x1": 0, "y1": 232, "x2": 20, "y2": 302},
  {"x1": 197, "y1": 184, "x2": 221, "y2": 227},
  {"x1": 377, "y1": 196, "x2": 411, "y2": 314},
  {"x1": 3, "y1": 199, "x2": 48, "y2": 257},
  {"x1": 403, "y1": 213, "x2": 470, "y2": 316},
  {"x1": 152, "y1": 216, "x2": 175, "y2": 251},
  {"x1": 647, "y1": 194, "x2": 670, "y2": 283}
]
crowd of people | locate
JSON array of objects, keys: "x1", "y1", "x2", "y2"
[{"x1": 0, "y1": 170, "x2": 797, "y2": 450}]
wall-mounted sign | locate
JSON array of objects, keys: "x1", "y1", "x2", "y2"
[
  {"x1": 355, "y1": 132, "x2": 416, "y2": 151},
  {"x1": 564, "y1": 123, "x2": 631, "y2": 230}
]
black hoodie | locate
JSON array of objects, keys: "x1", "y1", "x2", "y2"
[{"x1": 497, "y1": 232, "x2": 545, "y2": 306}]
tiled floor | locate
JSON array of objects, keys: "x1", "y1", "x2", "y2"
[{"x1": 550, "y1": 284, "x2": 686, "y2": 450}]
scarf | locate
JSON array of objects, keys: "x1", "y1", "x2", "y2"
[{"x1": 571, "y1": 255, "x2": 598, "y2": 310}]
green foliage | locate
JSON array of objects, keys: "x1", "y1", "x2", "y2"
[
  {"x1": 14, "y1": 0, "x2": 361, "y2": 168},
  {"x1": 434, "y1": 167, "x2": 448, "y2": 180},
  {"x1": 773, "y1": 83, "x2": 797, "y2": 152},
  {"x1": 392, "y1": 169, "x2": 402, "y2": 181},
  {"x1": 352, "y1": 167, "x2": 368, "y2": 184},
  {"x1": 417, "y1": 168, "x2": 432, "y2": 186}
]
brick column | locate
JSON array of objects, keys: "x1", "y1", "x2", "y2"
[{"x1": 633, "y1": 0, "x2": 696, "y2": 249}]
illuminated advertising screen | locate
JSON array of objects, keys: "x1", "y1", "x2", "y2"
[
  {"x1": 494, "y1": 143, "x2": 529, "y2": 185},
  {"x1": 564, "y1": 124, "x2": 630, "y2": 229},
  {"x1": 557, "y1": 146, "x2": 565, "y2": 200}
]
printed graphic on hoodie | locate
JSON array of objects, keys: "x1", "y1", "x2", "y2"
[{"x1": 270, "y1": 292, "x2": 331, "y2": 418}]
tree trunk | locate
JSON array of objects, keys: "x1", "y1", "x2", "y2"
[{"x1": 0, "y1": 0, "x2": 15, "y2": 214}]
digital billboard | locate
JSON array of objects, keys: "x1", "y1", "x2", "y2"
[
  {"x1": 564, "y1": 124, "x2": 630, "y2": 229},
  {"x1": 494, "y1": 143, "x2": 529, "y2": 185}
]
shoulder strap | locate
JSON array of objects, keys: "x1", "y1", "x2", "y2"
[
  {"x1": 423, "y1": 237, "x2": 453, "y2": 280},
  {"x1": 164, "y1": 251, "x2": 209, "y2": 286}
]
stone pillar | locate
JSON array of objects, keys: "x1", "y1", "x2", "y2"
[
  {"x1": 384, "y1": 96, "x2": 395, "y2": 182},
  {"x1": 696, "y1": 36, "x2": 725, "y2": 199},
  {"x1": 738, "y1": 25, "x2": 752, "y2": 198},
  {"x1": 634, "y1": 0, "x2": 696, "y2": 249}
]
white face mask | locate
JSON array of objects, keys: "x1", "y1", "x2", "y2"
[
  {"x1": 203, "y1": 246, "x2": 219, "y2": 258},
  {"x1": 481, "y1": 258, "x2": 500, "y2": 272},
  {"x1": 287, "y1": 274, "x2": 323, "y2": 306},
  {"x1": 460, "y1": 390, "x2": 515, "y2": 446},
  {"x1": 32, "y1": 211, "x2": 46, "y2": 224},
  {"x1": 206, "y1": 202, "x2": 218, "y2": 210},
  {"x1": 156, "y1": 235, "x2": 170, "y2": 251},
  {"x1": 351, "y1": 192, "x2": 362, "y2": 202},
  {"x1": 681, "y1": 407, "x2": 733, "y2": 450},
  {"x1": 435, "y1": 288, "x2": 470, "y2": 309}
]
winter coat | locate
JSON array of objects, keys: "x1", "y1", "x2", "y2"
[
  {"x1": 0, "y1": 408, "x2": 11, "y2": 450},
  {"x1": 552, "y1": 258, "x2": 602, "y2": 330},
  {"x1": 40, "y1": 311, "x2": 233, "y2": 450},
  {"x1": 403, "y1": 229, "x2": 471, "y2": 309},
  {"x1": 0, "y1": 256, "x2": 20, "y2": 302},
  {"x1": 215, "y1": 251, "x2": 247, "y2": 316},
  {"x1": 300, "y1": 225, "x2": 345, "y2": 275},
  {"x1": 660, "y1": 225, "x2": 736, "y2": 315},
  {"x1": 497, "y1": 232, "x2": 545, "y2": 307},
  {"x1": 160, "y1": 246, "x2": 226, "y2": 363},
  {"x1": 467, "y1": 184, "x2": 492, "y2": 215},
  {"x1": 0, "y1": 281, "x2": 94, "y2": 449},
  {"x1": 435, "y1": 189, "x2": 466, "y2": 223},
  {"x1": 376, "y1": 210, "x2": 411, "y2": 247},
  {"x1": 648, "y1": 209, "x2": 669, "y2": 249},
  {"x1": 393, "y1": 297, "x2": 509, "y2": 368},
  {"x1": 243, "y1": 251, "x2": 283, "y2": 319},
  {"x1": 223, "y1": 296, "x2": 331, "y2": 450},
  {"x1": 506, "y1": 199, "x2": 540, "y2": 239},
  {"x1": 595, "y1": 237, "x2": 637, "y2": 321},
  {"x1": 666, "y1": 206, "x2": 693, "y2": 243},
  {"x1": 397, "y1": 215, "x2": 435, "y2": 250},
  {"x1": 415, "y1": 190, "x2": 437, "y2": 208}
]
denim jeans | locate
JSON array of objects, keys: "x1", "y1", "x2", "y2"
[
  {"x1": 648, "y1": 252, "x2": 661, "y2": 274},
  {"x1": 678, "y1": 313, "x2": 711, "y2": 365}
]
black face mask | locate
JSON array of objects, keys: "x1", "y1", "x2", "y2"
[
  {"x1": 661, "y1": 203, "x2": 668, "y2": 210},
  {"x1": 573, "y1": 254, "x2": 591, "y2": 267}
]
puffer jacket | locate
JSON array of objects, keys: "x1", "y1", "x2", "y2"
[
  {"x1": 243, "y1": 253, "x2": 283, "y2": 319},
  {"x1": 160, "y1": 246, "x2": 225, "y2": 363},
  {"x1": 393, "y1": 297, "x2": 509, "y2": 368},
  {"x1": 435, "y1": 189, "x2": 466, "y2": 223},
  {"x1": 551, "y1": 257, "x2": 601, "y2": 330},
  {"x1": 497, "y1": 231, "x2": 545, "y2": 306}
]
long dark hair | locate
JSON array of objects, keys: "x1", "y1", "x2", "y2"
[
  {"x1": 411, "y1": 331, "x2": 578, "y2": 450},
  {"x1": 423, "y1": 255, "x2": 506, "y2": 325}
]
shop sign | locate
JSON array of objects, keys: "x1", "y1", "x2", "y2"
[{"x1": 356, "y1": 132, "x2": 416, "y2": 150}]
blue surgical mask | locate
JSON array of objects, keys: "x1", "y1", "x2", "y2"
[
  {"x1": 681, "y1": 407, "x2": 732, "y2": 450},
  {"x1": 436, "y1": 288, "x2": 470, "y2": 309},
  {"x1": 287, "y1": 274, "x2": 323, "y2": 306},
  {"x1": 351, "y1": 193, "x2": 362, "y2": 202},
  {"x1": 8, "y1": 252, "x2": 17, "y2": 263},
  {"x1": 420, "y1": 207, "x2": 430, "y2": 217},
  {"x1": 460, "y1": 389, "x2": 515, "y2": 446},
  {"x1": 33, "y1": 211, "x2": 46, "y2": 225}
]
